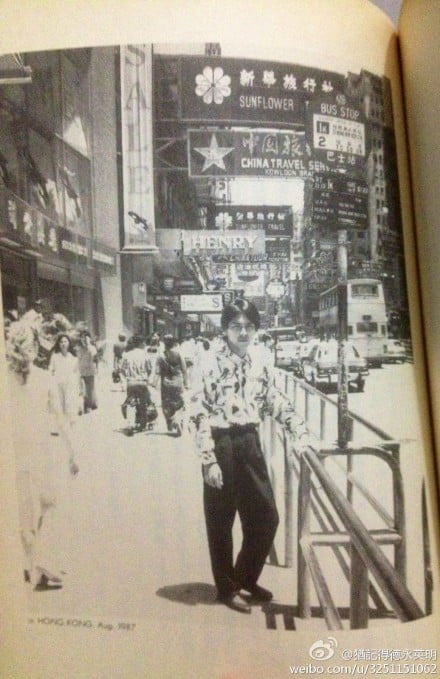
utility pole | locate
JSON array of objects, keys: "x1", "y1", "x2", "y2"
[{"x1": 337, "y1": 229, "x2": 351, "y2": 448}]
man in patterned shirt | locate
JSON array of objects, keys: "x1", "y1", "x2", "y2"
[{"x1": 192, "y1": 298, "x2": 308, "y2": 614}]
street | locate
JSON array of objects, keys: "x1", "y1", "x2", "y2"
[
  {"x1": 26, "y1": 366, "x2": 325, "y2": 634},
  {"x1": 25, "y1": 360, "x2": 428, "y2": 632}
]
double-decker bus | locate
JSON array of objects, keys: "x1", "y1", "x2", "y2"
[{"x1": 318, "y1": 279, "x2": 388, "y2": 367}]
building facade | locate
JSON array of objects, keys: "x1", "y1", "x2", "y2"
[{"x1": 0, "y1": 48, "x2": 121, "y2": 340}]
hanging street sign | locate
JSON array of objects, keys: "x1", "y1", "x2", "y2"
[
  {"x1": 211, "y1": 205, "x2": 293, "y2": 236},
  {"x1": 188, "y1": 129, "x2": 330, "y2": 178},
  {"x1": 312, "y1": 172, "x2": 369, "y2": 229},
  {"x1": 307, "y1": 95, "x2": 368, "y2": 175}
]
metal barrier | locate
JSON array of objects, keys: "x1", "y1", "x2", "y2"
[{"x1": 259, "y1": 369, "x2": 427, "y2": 629}]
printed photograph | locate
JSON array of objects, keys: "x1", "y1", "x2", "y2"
[{"x1": 0, "y1": 42, "x2": 431, "y2": 633}]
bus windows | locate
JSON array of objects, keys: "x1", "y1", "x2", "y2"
[
  {"x1": 351, "y1": 283, "x2": 378, "y2": 297},
  {"x1": 357, "y1": 321, "x2": 378, "y2": 333}
]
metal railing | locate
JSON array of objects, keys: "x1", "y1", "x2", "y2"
[{"x1": 259, "y1": 369, "x2": 427, "y2": 629}]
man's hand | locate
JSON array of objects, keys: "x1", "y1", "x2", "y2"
[{"x1": 203, "y1": 462, "x2": 223, "y2": 489}]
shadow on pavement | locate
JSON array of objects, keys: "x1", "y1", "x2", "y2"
[{"x1": 156, "y1": 582, "x2": 217, "y2": 606}]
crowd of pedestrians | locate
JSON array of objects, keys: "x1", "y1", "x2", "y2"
[{"x1": 4, "y1": 297, "x2": 309, "y2": 614}]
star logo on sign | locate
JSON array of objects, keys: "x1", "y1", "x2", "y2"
[{"x1": 194, "y1": 133, "x2": 234, "y2": 173}]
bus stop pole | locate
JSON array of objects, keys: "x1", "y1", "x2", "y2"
[{"x1": 337, "y1": 229, "x2": 350, "y2": 448}]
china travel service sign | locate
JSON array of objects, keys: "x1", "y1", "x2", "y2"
[{"x1": 188, "y1": 129, "x2": 329, "y2": 179}]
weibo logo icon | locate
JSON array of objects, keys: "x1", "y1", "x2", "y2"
[{"x1": 309, "y1": 637, "x2": 338, "y2": 661}]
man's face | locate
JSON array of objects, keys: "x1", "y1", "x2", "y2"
[{"x1": 226, "y1": 313, "x2": 256, "y2": 354}]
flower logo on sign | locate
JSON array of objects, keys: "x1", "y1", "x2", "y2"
[
  {"x1": 195, "y1": 66, "x2": 231, "y2": 104},
  {"x1": 215, "y1": 212, "x2": 233, "y2": 229}
]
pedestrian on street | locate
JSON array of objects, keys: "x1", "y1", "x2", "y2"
[
  {"x1": 179, "y1": 332, "x2": 197, "y2": 387},
  {"x1": 191, "y1": 298, "x2": 309, "y2": 614},
  {"x1": 76, "y1": 331, "x2": 98, "y2": 413},
  {"x1": 113, "y1": 333, "x2": 127, "y2": 372},
  {"x1": 121, "y1": 335, "x2": 152, "y2": 434},
  {"x1": 7, "y1": 314, "x2": 79, "y2": 591},
  {"x1": 49, "y1": 333, "x2": 81, "y2": 428},
  {"x1": 153, "y1": 334, "x2": 188, "y2": 436}
]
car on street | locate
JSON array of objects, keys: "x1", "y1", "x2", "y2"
[
  {"x1": 383, "y1": 339, "x2": 407, "y2": 363},
  {"x1": 274, "y1": 339, "x2": 299, "y2": 369},
  {"x1": 302, "y1": 339, "x2": 369, "y2": 392}
]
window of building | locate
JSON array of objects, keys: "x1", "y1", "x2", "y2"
[{"x1": 60, "y1": 52, "x2": 91, "y2": 157}]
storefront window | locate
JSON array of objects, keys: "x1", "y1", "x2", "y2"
[
  {"x1": 72, "y1": 284, "x2": 95, "y2": 333},
  {"x1": 0, "y1": 251, "x2": 34, "y2": 316},
  {"x1": 37, "y1": 278, "x2": 71, "y2": 318}
]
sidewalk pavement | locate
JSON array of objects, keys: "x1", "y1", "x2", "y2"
[{"x1": 26, "y1": 367, "x2": 323, "y2": 634}]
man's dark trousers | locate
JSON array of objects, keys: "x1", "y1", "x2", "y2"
[{"x1": 203, "y1": 425, "x2": 279, "y2": 598}]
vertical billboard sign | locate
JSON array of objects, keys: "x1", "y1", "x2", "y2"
[{"x1": 120, "y1": 45, "x2": 155, "y2": 249}]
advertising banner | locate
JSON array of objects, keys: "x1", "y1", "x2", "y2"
[
  {"x1": 180, "y1": 293, "x2": 223, "y2": 313},
  {"x1": 211, "y1": 205, "x2": 293, "y2": 236},
  {"x1": 120, "y1": 45, "x2": 156, "y2": 249},
  {"x1": 265, "y1": 238, "x2": 291, "y2": 262},
  {"x1": 179, "y1": 57, "x2": 345, "y2": 126},
  {"x1": 182, "y1": 229, "x2": 265, "y2": 257},
  {"x1": 188, "y1": 129, "x2": 330, "y2": 178},
  {"x1": 212, "y1": 253, "x2": 267, "y2": 263}
]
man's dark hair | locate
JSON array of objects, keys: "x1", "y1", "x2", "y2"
[
  {"x1": 220, "y1": 298, "x2": 260, "y2": 331},
  {"x1": 163, "y1": 334, "x2": 175, "y2": 350},
  {"x1": 132, "y1": 334, "x2": 145, "y2": 348}
]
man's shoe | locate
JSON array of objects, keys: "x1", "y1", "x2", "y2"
[
  {"x1": 241, "y1": 583, "x2": 273, "y2": 602},
  {"x1": 217, "y1": 592, "x2": 251, "y2": 614}
]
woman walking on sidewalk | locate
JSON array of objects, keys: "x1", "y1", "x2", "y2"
[{"x1": 49, "y1": 333, "x2": 81, "y2": 428}]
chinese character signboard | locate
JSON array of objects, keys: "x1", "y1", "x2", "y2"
[
  {"x1": 312, "y1": 173, "x2": 368, "y2": 229},
  {"x1": 265, "y1": 238, "x2": 291, "y2": 262},
  {"x1": 188, "y1": 129, "x2": 330, "y2": 178},
  {"x1": 211, "y1": 205, "x2": 293, "y2": 236},
  {"x1": 120, "y1": 45, "x2": 156, "y2": 249},
  {"x1": 179, "y1": 57, "x2": 345, "y2": 126}
]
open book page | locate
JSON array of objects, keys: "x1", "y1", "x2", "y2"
[
  {"x1": 0, "y1": 1, "x2": 438, "y2": 677},
  {"x1": 399, "y1": 0, "x2": 440, "y2": 486}
]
